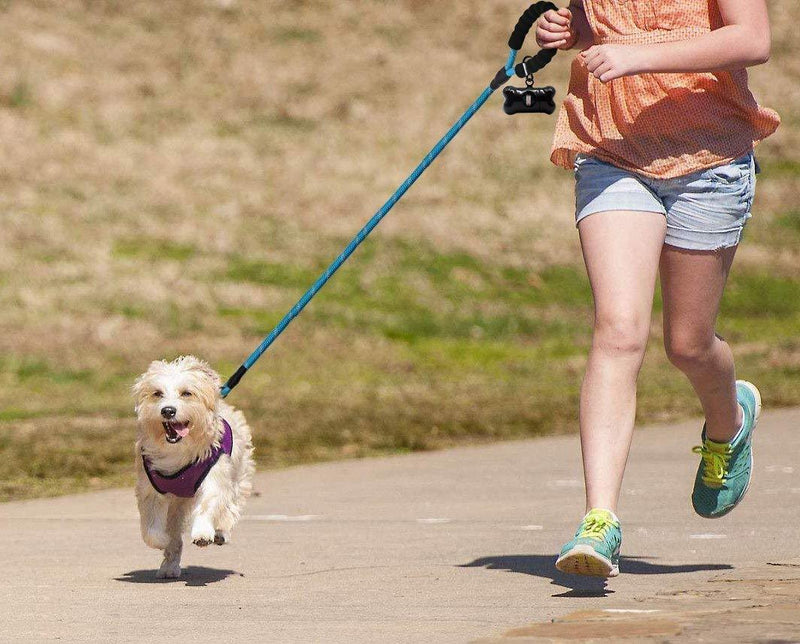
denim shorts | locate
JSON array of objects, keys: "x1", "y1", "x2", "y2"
[{"x1": 574, "y1": 153, "x2": 757, "y2": 251}]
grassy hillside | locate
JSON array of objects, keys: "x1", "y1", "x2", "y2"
[{"x1": 0, "y1": 0, "x2": 798, "y2": 500}]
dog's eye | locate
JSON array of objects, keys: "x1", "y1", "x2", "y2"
[
  {"x1": 180, "y1": 391, "x2": 193, "y2": 398},
  {"x1": 152, "y1": 390, "x2": 163, "y2": 399}
]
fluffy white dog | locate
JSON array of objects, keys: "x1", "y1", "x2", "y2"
[{"x1": 133, "y1": 356, "x2": 254, "y2": 579}]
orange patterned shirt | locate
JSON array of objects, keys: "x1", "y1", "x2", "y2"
[{"x1": 551, "y1": 0, "x2": 781, "y2": 179}]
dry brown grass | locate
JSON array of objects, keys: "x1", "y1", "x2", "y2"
[{"x1": 0, "y1": 0, "x2": 798, "y2": 500}]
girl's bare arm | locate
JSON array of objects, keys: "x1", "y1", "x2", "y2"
[{"x1": 581, "y1": 0, "x2": 771, "y2": 83}]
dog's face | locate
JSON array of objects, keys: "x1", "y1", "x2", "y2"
[{"x1": 133, "y1": 356, "x2": 221, "y2": 447}]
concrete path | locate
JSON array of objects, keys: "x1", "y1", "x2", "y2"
[{"x1": 2, "y1": 409, "x2": 800, "y2": 643}]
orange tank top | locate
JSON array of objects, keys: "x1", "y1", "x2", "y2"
[{"x1": 550, "y1": 0, "x2": 781, "y2": 179}]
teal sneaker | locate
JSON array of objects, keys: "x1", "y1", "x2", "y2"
[
  {"x1": 691, "y1": 380, "x2": 762, "y2": 519},
  {"x1": 555, "y1": 509, "x2": 622, "y2": 578}
]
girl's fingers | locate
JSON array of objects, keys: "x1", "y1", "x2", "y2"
[
  {"x1": 538, "y1": 28, "x2": 569, "y2": 42},
  {"x1": 536, "y1": 20, "x2": 569, "y2": 47},
  {"x1": 592, "y1": 61, "x2": 614, "y2": 81},
  {"x1": 537, "y1": 27, "x2": 571, "y2": 44},
  {"x1": 537, "y1": 9, "x2": 575, "y2": 51},
  {"x1": 600, "y1": 67, "x2": 623, "y2": 83},
  {"x1": 584, "y1": 54, "x2": 605, "y2": 73},
  {"x1": 539, "y1": 37, "x2": 567, "y2": 49},
  {"x1": 539, "y1": 20, "x2": 570, "y2": 34},
  {"x1": 543, "y1": 9, "x2": 570, "y2": 26}
]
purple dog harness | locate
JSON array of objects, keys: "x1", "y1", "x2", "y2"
[{"x1": 143, "y1": 419, "x2": 234, "y2": 498}]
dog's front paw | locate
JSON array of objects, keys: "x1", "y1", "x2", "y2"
[
  {"x1": 156, "y1": 561, "x2": 182, "y2": 579},
  {"x1": 214, "y1": 531, "x2": 230, "y2": 546},
  {"x1": 191, "y1": 517, "x2": 215, "y2": 547}
]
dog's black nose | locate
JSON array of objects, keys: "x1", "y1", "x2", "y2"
[{"x1": 161, "y1": 406, "x2": 177, "y2": 419}]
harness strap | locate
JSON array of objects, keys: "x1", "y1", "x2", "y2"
[{"x1": 143, "y1": 419, "x2": 234, "y2": 498}]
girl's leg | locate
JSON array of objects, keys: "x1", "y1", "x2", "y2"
[
  {"x1": 578, "y1": 210, "x2": 667, "y2": 514},
  {"x1": 659, "y1": 245, "x2": 742, "y2": 441}
]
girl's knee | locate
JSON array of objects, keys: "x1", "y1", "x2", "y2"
[
  {"x1": 592, "y1": 314, "x2": 649, "y2": 358},
  {"x1": 664, "y1": 330, "x2": 717, "y2": 370}
]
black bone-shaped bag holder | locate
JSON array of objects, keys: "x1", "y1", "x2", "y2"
[{"x1": 503, "y1": 85, "x2": 556, "y2": 115}]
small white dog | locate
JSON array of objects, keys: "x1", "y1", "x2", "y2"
[{"x1": 133, "y1": 356, "x2": 254, "y2": 579}]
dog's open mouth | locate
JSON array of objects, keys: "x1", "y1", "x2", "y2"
[{"x1": 163, "y1": 420, "x2": 191, "y2": 444}]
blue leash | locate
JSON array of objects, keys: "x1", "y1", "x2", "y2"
[{"x1": 221, "y1": 3, "x2": 556, "y2": 398}]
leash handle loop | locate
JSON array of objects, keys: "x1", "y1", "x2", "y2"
[{"x1": 492, "y1": 2, "x2": 559, "y2": 90}]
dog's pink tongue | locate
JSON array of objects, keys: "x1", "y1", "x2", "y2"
[{"x1": 175, "y1": 423, "x2": 190, "y2": 438}]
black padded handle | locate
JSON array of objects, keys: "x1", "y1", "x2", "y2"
[{"x1": 508, "y1": 1, "x2": 558, "y2": 51}]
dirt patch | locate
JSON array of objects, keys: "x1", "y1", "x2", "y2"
[
  {"x1": 484, "y1": 570, "x2": 800, "y2": 643},
  {"x1": 503, "y1": 614, "x2": 681, "y2": 640}
]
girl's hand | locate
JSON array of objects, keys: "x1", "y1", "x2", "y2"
[
  {"x1": 535, "y1": 8, "x2": 578, "y2": 50},
  {"x1": 580, "y1": 44, "x2": 648, "y2": 82}
]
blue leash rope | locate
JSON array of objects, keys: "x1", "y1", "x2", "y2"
[
  {"x1": 220, "y1": 52, "x2": 519, "y2": 398},
  {"x1": 221, "y1": 0, "x2": 558, "y2": 398}
]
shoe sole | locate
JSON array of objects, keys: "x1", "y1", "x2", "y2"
[
  {"x1": 696, "y1": 380, "x2": 762, "y2": 519},
  {"x1": 555, "y1": 544, "x2": 619, "y2": 578}
]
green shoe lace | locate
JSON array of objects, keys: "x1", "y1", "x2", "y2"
[
  {"x1": 692, "y1": 442, "x2": 733, "y2": 488},
  {"x1": 578, "y1": 509, "x2": 617, "y2": 540}
]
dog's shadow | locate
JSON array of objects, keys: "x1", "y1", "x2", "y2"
[
  {"x1": 461, "y1": 555, "x2": 733, "y2": 598},
  {"x1": 115, "y1": 566, "x2": 243, "y2": 587}
]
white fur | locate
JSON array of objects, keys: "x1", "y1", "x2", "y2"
[{"x1": 133, "y1": 356, "x2": 255, "y2": 579}]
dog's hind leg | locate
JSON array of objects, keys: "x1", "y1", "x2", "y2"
[{"x1": 157, "y1": 500, "x2": 189, "y2": 579}]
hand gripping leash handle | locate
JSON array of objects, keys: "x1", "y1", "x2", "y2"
[
  {"x1": 221, "y1": 4, "x2": 559, "y2": 398},
  {"x1": 491, "y1": 1, "x2": 558, "y2": 90},
  {"x1": 509, "y1": 1, "x2": 557, "y2": 51}
]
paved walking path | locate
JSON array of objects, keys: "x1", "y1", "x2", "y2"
[{"x1": 2, "y1": 408, "x2": 799, "y2": 643}]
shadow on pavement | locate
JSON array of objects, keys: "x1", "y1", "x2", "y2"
[
  {"x1": 115, "y1": 566, "x2": 244, "y2": 587},
  {"x1": 460, "y1": 555, "x2": 733, "y2": 598}
]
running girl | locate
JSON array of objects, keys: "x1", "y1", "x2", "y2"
[{"x1": 535, "y1": 0, "x2": 780, "y2": 577}]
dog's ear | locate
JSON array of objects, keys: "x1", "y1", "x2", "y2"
[{"x1": 131, "y1": 376, "x2": 144, "y2": 413}]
